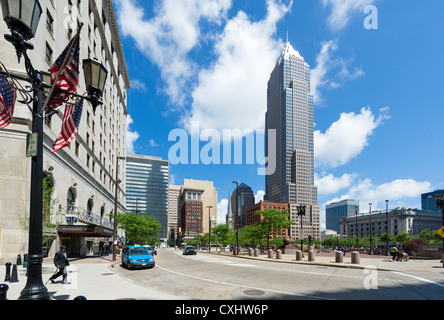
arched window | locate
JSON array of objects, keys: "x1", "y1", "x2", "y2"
[
  {"x1": 87, "y1": 198, "x2": 94, "y2": 213},
  {"x1": 67, "y1": 188, "x2": 76, "y2": 211}
]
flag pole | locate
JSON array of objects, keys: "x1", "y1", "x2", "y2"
[{"x1": 40, "y1": 22, "x2": 84, "y2": 116}]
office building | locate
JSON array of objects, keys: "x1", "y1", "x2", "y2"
[
  {"x1": 245, "y1": 201, "x2": 290, "y2": 239},
  {"x1": 421, "y1": 190, "x2": 444, "y2": 212},
  {"x1": 126, "y1": 154, "x2": 169, "y2": 243},
  {"x1": 179, "y1": 179, "x2": 217, "y2": 242},
  {"x1": 168, "y1": 184, "x2": 181, "y2": 245},
  {"x1": 264, "y1": 41, "x2": 320, "y2": 240},
  {"x1": 326, "y1": 199, "x2": 360, "y2": 233},
  {"x1": 231, "y1": 183, "x2": 255, "y2": 229},
  {"x1": 0, "y1": 0, "x2": 130, "y2": 262}
]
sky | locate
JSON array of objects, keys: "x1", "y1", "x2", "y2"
[{"x1": 113, "y1": 0, "x2": 444, "y2": 230}]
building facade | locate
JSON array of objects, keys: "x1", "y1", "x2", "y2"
[
  {"x1": 168, "y1": 184, "x2": 181, "y2": 245},
  {"x1": 125, "y1": 154, "x2": 169, "y2": 243},
  {"x1": 326, "y1": 199, "x2": 360, "y2": 233},
  {"x1": 245, "y1": 201, "x2": 290, "y2": 238},
  {"x1": 231, "y1": 183, "x2": 255, "y2": 229},
  {"x1": 178, "y1": 179, "x2": 217, "y2": 243},
  {"x1": 264, "y1": 41, "x2": 320, "y2": 240},
  {"x1": 339, "y1": 208, "x2": 443, "y2": 238},
  {"x1": 0, "y1": 0, "x2": 130, "y2": 262},
  {"x1": 421, "y1": 190, "x2": 444, "y2": 212}
]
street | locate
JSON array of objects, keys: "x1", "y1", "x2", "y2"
[{"x1": 112, "y1": 248, "x2": 444, "y2": 300}]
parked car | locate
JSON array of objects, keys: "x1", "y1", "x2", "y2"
[
  {"x1": 121, "y1": 245, "x2": 155, "y2": 269},
  {"x1": 183, "y1": 246, "x2": 197, "y2": 255}
]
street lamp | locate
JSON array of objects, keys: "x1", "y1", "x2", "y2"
[
  {"x1": 232, "y1": 181, "x2": 239, "y2": 255},
  {"x1": 0, "y1": 0, "x2": 108, "y2": 300},
  {"x1": 82, "y1": 58, "x2": 108, "y2": 114},
  {"x1": 385, "y1": 200, "x2": 389, "y2": 256},
  {"x1": 113, "y1": 155, "x2": 126, "y2": 261},
  {"x1": 297, "y1": 205, "x2": 306, "y2": 252},
  {"x1": 369, "y1": 203, "x2": 373, "y2": 255},
  {"x1": 207, "y1": 206, "x2": 213, "y2": 253},
  {"x1": 434, "y1": 194, "x2": 444, "y2": 267}
]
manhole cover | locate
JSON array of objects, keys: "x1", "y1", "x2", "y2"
[{"x1": 244, "y1": 290, "x2": 265, "y2": 296}]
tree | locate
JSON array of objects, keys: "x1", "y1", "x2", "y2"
[
  {"x1": 20, "y1": 176, "x2": 61, "y2": 249},
  {"x1": 394, "y1": 232, "x2": 412, "y2": 244},
  {"x1": 253, "y1": 208, "x2": 295, "y2": 249},
  {"x1": 117, "y1": 213, "x2": 161, "y2": 245}
]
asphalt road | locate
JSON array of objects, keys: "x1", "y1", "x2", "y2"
[{"x1": 112, "y1": 248, "x2": 444, "y2": 300}]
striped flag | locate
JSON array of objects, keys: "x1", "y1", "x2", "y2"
[
  {"x1": 51, "y1": 99, "x2": 83, "y2": 153},
  {"x1": 48, "y1": 34, "x2": 80, "y2": 109},
  {"x1": 0, "y1": 67, "x2": 17, "y2": 129}
]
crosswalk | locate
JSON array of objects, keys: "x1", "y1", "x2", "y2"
[{"x1": 175, "y1": 251, "x2": 257, "y2": 268}]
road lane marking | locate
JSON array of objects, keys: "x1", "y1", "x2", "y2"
[
  {"x1": 391, "y1": 271, "x2": 444, "y2": 288},
  {"x1": 156, "y1": 264, "x2": 334, "y2": 300}
]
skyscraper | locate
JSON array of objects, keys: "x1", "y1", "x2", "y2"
[
  {"x1": 231, "y1": 183, "x2": 255, "y2": 229},
  {"x1": 126, "y1": 154, "x2": 169, "y2": 243},
  {"x1": 265, "y1": 41, "x2": 320, "y2": 240}
]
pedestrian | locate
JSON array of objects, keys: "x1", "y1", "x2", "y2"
[
  {"x1": 390, "y1": 246, "x2": 398, "y2": 262},
  {"x1": 379, "y1": 249, "x2": 381, "y2": 257},
  {"x1": 49, "y1": 245, "x2": 70, "y2": 284},
  {"x1": 105, "y1": 245, "x2": 110, "y2": 256}
]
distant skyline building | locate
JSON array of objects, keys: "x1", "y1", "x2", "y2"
[
  {"x1": 326, "y1": 199, "x2": 360, "y2": 233},
  {"x1": 421, "y1": 190, "x2": 444, "y2": 212},
  {"x1": 226, "y1": 187, "x2": 233, "y2": 229},
  {"x1": 126, "y1": 154, "x2": 169, "y2": 243},
  {"x1": 168, "y1": 185, "x2": 181, "y2": 244},
  {"x1": 265, "y1": 41, "x2": 320, "y2": 240},
  {"x1": 231, "y1": 183, "x2": 255, "y2": 229}
]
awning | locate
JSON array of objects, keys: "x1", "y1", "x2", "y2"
[{"x1": 57, "y1": 225, "x2": 114, "y2": 238}]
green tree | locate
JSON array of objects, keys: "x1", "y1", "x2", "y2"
[
  {"x1": 117, "y1": 213, "x2": 161, "y2": 245},
  {"x1": 253, "y1": 208, "x2": 295, "y2": 249},
  {"x1": 211, "y1": 223, "x2": 233, "y2": 246},
  {"x1": 394, "y1": 232, "x2": 412, "y2": 244}
]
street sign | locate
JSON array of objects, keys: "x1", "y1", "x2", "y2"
[
  {"x1": 437, "y1": 226, "x2": 444, "y2": 238},
  {"x1": 26, "y1": 133, "x2": 38, "y2": 158}
]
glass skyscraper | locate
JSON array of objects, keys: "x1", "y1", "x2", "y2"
[
  {"x1": 126, "y1": 154, "x2": 169, "y2": 242},
  {"x1": 265, "y1": 41, "x2": 320, "y2": 240},
  {"x1": 326, "y1": 199, "x2": 360, "y2": 233}
]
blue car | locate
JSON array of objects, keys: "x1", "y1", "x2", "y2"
[{"x1": 121, "y1": 245, "x2": 155, "y2": 269}]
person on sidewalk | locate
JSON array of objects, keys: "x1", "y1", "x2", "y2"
[
  {"x1": 390, "y1": 245, "x2": 398, "y2": 262},
  {"x1": 49, "y1": 245, "x2": 70, "y2": 284}
]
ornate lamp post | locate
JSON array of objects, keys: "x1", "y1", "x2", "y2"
[
  {"x1": 369, "y1": 203, "x2": 373, "y2": 255},
  {"x1": 385, "y1": 200, "x2": 389, "y2": 256},
  {"x1": 435, "y1": 194, "x2": 444, "y2": 267},
  {"x1": 297, "y1": 205, "x2": 306, "y2": 251},
  {"x1": 1, "y1": 0, "x2": 108, "y2": 300},
  {"x1": 207, "y1": 206, "x2": 213, "y2": 252}
]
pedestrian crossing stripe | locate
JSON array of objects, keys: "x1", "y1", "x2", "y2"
[{"x1": 438, "y1": 227, "x2": 444, "y2": 238}]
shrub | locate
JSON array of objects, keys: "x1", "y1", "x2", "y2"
[{"x1": 402, "y1": 238, "x2": 428, "y2": 254}]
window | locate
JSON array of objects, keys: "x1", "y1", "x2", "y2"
[{"x1": 45, "y1": 43, "x2": 53, "y2": 65}]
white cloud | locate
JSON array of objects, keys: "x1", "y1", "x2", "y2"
[
  {"x1": 126, "y1": 115, "x2": 140, "y2": 154},
  {"x1": 315, "y1": 106, "x2": 390, "y2": 169},
  {"x1": 181, "y1": 0, "x2": 293, "y2": 132},
  {"x1": 329, "y1": 178, "x2": 433, "y2": 210},
  {"x1": 255, "y1": 190, "x2": 265, "y2": 203},
  {"x1": 217, "y1": 198, "x2": 228, "y2": 225},
  {"x1": 115, "y1": 0, "x2": 232, "y2": 106},
  {"x1": 315, "y1": 172, "x2": 356, "y2": 196},
  {"x1": 149, "y1": 139, "x2": 159, "y2": 148},
  {"x1": 322, "y1": 0, "x2": 375, "y2": 32},
  {"x1": 311, "y1": 39, "x2": 365, "y2": 105},
  {"x1": 131, "y1": 79, "x2": 147, "y2": 92}
]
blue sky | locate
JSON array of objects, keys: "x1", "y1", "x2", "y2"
[{"x1": 114, "y1": 0, "x2": 444, "y2": 229}]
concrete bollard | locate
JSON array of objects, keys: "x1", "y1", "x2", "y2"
[
  {"x1": 254, "y1": 248, "x2": 259, "y2": 257},
  {"x1": 268, "y1": 249, "x2": 273, "y2": 259},
  {"x1": 4, "y1": 263, "x2": 11, "y2": 282},
  {"x1": 249, "y1": 248, "x2": 254, "y2": 256},
  {"x1": 296, "y1": 250, "x2": 303, "y2": 261},
  {"x1": 0, "y1": 284, "x2": 9, "y2": 301},
  {"x1": 308, "y1": 250, "x2": 315, "y2": 261},
  {"x1": 276, "y1": 249, "x2": 282, "y2": 259},
  {"x1": 16, "y1": 255, "x2": 22, "y2": 266},
  {"x1": 335, "y1": 250, "x2": 343, "y2": 263},
  {"x1": 351, "y1": 251, "x2": 360, "y2": 264}
]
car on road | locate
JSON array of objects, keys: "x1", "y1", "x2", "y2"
[
  {"x1": 183, "y1": 246, "x2": 197, "y2": 255},
  {"x1": 121, "y1": 245, "x2": 155, "y2": 269}
]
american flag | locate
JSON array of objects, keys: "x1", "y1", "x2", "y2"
[
  {"x1": 48, "y1": 34, "x2": 80, "y2": 109},
  {"x1": 51, "y1": 99, "x2": 83, "y2": 153},
  {"x1": 0, "y1": 69, "x2": 17, "y2": 129}
]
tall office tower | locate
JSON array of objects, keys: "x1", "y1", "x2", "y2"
[
  {"x1": 265, "y1": 41, "x2": 320, "y2": 240},
  {"x1": 0, "y1": 0, "x2": 130, "y2": 261},
  {"x1": 168, "y1": 185, "x2": 181, "y2": 244},
  {"x1": 326, "y1": 199, "x2": 360, "y2": 233},
  {"x1": 231, "y1": 183, "x2": 255, "y2": 229},
  {"x1": 126, "y1": 155, "x2": 169, "y2": 244}
]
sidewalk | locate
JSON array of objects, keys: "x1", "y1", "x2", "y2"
[
  {"x1": 1, "y1": 255, "x2": 188, "y2": 301},
  {"x1": 205, "y1": 250, "x2": 444, "y2": 273}
]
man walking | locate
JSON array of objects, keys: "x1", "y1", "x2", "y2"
[
  {"x1": 49, "y1": 245, "x2": 70, "y2": 284},
  {"x1": 390, "y1": 245, "x2": 398, "y2": 262}
]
